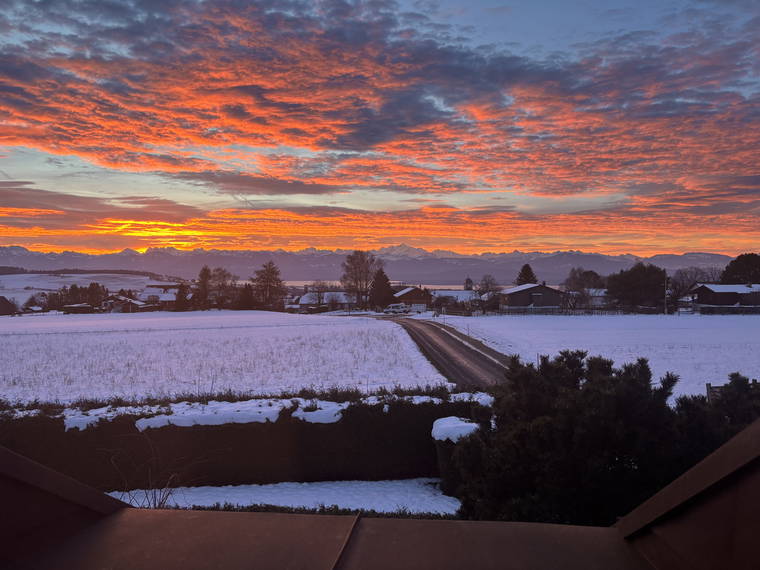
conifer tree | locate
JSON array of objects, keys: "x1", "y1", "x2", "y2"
[
  {"x1": 174, "y1": 283, "x2": 190, "y2": 311},
  {"x1": 252, "y1": 260, "x2": 286, "y2": 309},
  {"x1": 515, "y1": 264, "x2": 538, "y2": 285},
  {"x1": 236, "y1": 283, "x2": 255, "y2": 310},
  {"x1": 368, "y1": 268, "x2": 394, "y2": 310},
  {"x1": 195, "y1": 265, "x2": 212, "y2": 309}
]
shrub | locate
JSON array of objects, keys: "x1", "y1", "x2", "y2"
[{"x1": 449, "y1": 350, "x2": 759, "y2": 526}]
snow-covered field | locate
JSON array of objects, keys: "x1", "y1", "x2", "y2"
[
  {"x1": 438, "y1": 314, "x2": 760, "y2": 396},
  {"x1": 0, "y1": 311, "x2": 445, "y2": 403},
  {"x1": 0, "y1": 272, "x2": 175, "y2": 306},
  {"x1": 110, "y1": 478, "x2": 460, "y2": 514}
]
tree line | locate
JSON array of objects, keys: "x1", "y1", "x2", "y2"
[{"x1": 445, "y1": 252, "x2": 759, "y2": 312}]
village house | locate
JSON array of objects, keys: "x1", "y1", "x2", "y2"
[
  {"x1": 430, "y1": 289, "x2": 480, "y2": 312},
  {"x1": 691, "y1": 283, "x2": 760, "y2": 313},
  {"x1": 61, "y1": 303, "x2": 95, "y2": 314},
  {"x1": 499, "y1": 283, "x2": 564, "y2": 310},
  {"x1": 137, "y1": 284, "x2": 187, "y2": 310},
  {"x1": 393, "y1": 286, "x2": 433, "y2": 312},
  {"x1": 586, "y1": 288, "x2": 609, "y2": 308},
  {"x1": 102, "y1": 295, "x2": 149, "y2": 313},
  {"x1": 290, "y1": 291, "x2": 356, "y2": 312}
]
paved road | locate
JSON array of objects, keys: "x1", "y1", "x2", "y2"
[{"x1": 395, "y1": 318, "x2": 509, "y2": 390}]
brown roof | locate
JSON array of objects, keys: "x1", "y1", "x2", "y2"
[{"x1": 4, "y1": 419, "x2": 760, "y2": 569}]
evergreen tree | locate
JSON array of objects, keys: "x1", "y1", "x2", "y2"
[
  {"x1": 195, "y1": 265, "x2": 212, "y2": 309},
  {"x1": 449, "y1": 354, "x2": 760, "y2": 527},
  {"x1": 463, "y1": 277, "x2": 473, "y2": 291},
  {"x1": 252, "y1": 260, "x2": 286, "y2": 309},
  {"x1": 563, "y1": 267, "x2": 604, "y2": 291},
  {"x1": 86, "y1": 282, "x2": 107, "y2": 307},
  {"x1": 236, "y1": 283, "x2": 255, "y2": 310},
  {"x1": 721, "y1": 253, "x2": 760, "y2": 284},
  {"x1": 515, "y1": 264, "x2": 538, "y2": 285},
  {"x1": 174, "y1": 283, "x2": 190, "y2": 311},
  {"x1": 368, "y1": 268, "x2": 394, "y2": 310},
  {"x1": 452, "y1": 351, "x2": 679, "y2": 526},
  {"x1": 606, "y1": 262, "x2": 667, "y2": 309}
]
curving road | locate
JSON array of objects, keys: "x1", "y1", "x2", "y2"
[{"x1": 395, "y1": 318, "x2": 510, "y2": 390}]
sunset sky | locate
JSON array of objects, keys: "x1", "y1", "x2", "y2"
[{"x1": 0, "y1": 0, "x2": 758, "y2": 255}]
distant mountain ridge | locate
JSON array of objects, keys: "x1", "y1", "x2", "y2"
[{"x1": 0, "y1": 245, "x2": 732, "y2": 285}]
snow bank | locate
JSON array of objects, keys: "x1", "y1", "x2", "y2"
[
  {"x1": 109, "y1": 478, "x2": 460, "y2": 514},
  {"x1": 14, "y1": 391, "x2": 494, "y2": 431},
  {"x1": 432, "y1": 417, "x2": 479, "y2": 443},
  {"x1": 449, "y1": 392, "x2": 494, "y2": 407},
  {"x1": 134, "y1": 399, "x2": 288, "y2": 431}
]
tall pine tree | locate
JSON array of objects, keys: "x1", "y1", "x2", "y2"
[
  {"x1": 252, "y1": 260, "x2": 286, "y2": 309},
  {"x1": 368, "y1": 268, "x2": 394, "y2": 310},
  {"x1": 515, "y1": 264, "x2": 538, "y2": 285}
]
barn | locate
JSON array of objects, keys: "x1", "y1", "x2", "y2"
[
  {"x1": 499, "y1": 283, "x2": 564, "y2": 309},
  {"x1": 393, "y1": 286, "x2": 433, "y2": 312}
]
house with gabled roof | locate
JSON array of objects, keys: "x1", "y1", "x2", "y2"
[
  {"x1": 691, "y1": 283, "x2": 760, "y2": 313},
  {"x1": 393, "y1": 286, "x2": 432, "y2": 312},
  {"x1": 499, "y1": 283, "x2": 564, "y2": 309}
]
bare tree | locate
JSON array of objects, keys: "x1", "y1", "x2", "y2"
[
  {"x1": 310, "y1": 280, "x2": 330, "y2": 305},
  {"x1": 211, "y1": 267, "x2": 238, "y2": 308},
  {"x1": 669, "y1": 266, "x2": 723, "y2": 305},
  {"x1": 477, "y1": 274, "x2": 502, "y2": 295},
  {"x1": 340, "y1": 251, "x2": 383, "y2": 308}
]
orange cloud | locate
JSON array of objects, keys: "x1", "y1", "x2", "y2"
[{"x1": 0, "y1": 1, "x2": 758, "y2": 254}]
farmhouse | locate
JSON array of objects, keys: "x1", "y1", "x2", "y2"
[
  {"x1": 62, "y1": 303, "x2": 95, "y2": 314},
  {"x1": 499, "y1": 283, "x2": 564, "y2": 309},
  {"x1": 138, "y1": 284, "x2": 186, "y2": 310},
  {"x1": 431, "y1": 289, "x2": 480, "y2": 304},
  {"x1": 586, "y1": 288, "x2": 609, "y2": 308},
  {"x1": 393, "y1": 286, "x2": 433, "y2": 312},
  {"x1": 102, "y1": 295, "x2": 148, "y2": 313},
  {"x1": 292, "y1": 291, "x2": 356, "y2": 312},
  {"x1": 691, "y1": 283, "x2": 760, "y2": 313}
]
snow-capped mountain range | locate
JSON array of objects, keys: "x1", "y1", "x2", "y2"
[{"x1": 0, "y1": 245, "x2": 732, "y2": 285}]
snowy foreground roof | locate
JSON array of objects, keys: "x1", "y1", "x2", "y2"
[{"x1": 697, "y1": 283, "x2": 760, "y2": 294}]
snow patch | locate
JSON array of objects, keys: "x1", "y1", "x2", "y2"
[
  {"x1": 15, "y1": 391, "x2": 494, "y2": 431},
  {"x1": 432, "y1": 416, "x2": 479, "y2": 443},
  {"x1": 109, "y1": 478, "x2": 460, "y2": 514}
]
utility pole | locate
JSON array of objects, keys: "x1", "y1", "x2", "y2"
[{"x1": 664, "y1": 276, "x2": 669, "y2": 315}]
